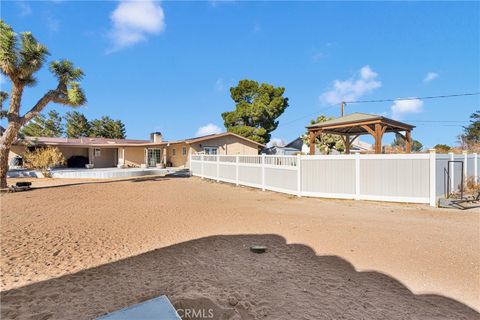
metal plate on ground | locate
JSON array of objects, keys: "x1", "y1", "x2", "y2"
[{"x1": 96, "y1": 295, "x2": 181, "y2": 320}]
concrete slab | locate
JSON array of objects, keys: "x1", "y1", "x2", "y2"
[{"x1": 96, "y1": 295, "x2": 181, "y2": 320}]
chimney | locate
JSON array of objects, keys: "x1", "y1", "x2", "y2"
[{"x1": 150, "y1": 132, "x2": 163, "y2": 143}]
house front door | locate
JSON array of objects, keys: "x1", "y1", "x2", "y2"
[{"x1": 147, "y1": 149, "x2": 162, "y2": 167}]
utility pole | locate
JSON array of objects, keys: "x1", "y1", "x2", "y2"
[{"x1": 341, "y1": 101, "x2": 345, "y2": 116}]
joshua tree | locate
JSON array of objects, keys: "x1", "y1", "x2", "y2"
[{"x1": 0, "y1": 20, "x2": 86, "y2": 188}]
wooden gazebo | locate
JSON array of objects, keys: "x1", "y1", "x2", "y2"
[{"x1": 306, "y1": 113, "x2": 415, "y2": 154}]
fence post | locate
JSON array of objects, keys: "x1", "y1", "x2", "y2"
[
  {"x1": 463, "y1": 150, "x2": 468, "y2": 183},
  {"x1": 261, "y1": 154, "x2": 265, "y2": 191},
  {"x1": 355, "y1": 153, "x2": 361, "y2": 200},
  {"x1": 216, "y1": 154, "x2": 220, "y2": 182},
  {"x1": 236, "y1": 155, "x2": 239, "y2": 186},
  {"x1": 474, "y1": 153, "x2": 478, "y2": 184},
  {"x1": 448, "y1": 152, "x2": 454, "y2": 191},
  {"x1": 201, "y1": 154, "x2": 204, "y2": 179},
  {"x1": 297, "y1": 154, "x2": 302, "y2": 197},
  {"x1": 429, "y1": 149, "x2": 436, "y2": 207},
  {"x1": 189, "y1": 154, "x2": 192, "y2": 176}
]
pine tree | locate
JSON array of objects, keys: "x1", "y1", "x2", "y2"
[
  {"x1": 89, "y1": 116, "x2": 126, "y2": 139},
  {"x1": 463, "y1": 110, "x2": 480, "y2": 142},
  {"x1": 222, "y1": 80, "x2": 288, "y2": 144},
  {"x1": 21, "y1": 110, "x2": 64, "y2": 137},
  {"x1": 65, "y1": 111, "x2": 90, "y2": 138}
]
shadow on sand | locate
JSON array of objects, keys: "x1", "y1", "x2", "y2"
[{"x1": 1, "y1": 234, "x2": 478, "y2": 320}]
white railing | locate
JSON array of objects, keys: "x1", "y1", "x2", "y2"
[{"x1": 189, "y1": 152, "x2": 479, "y2": 207}]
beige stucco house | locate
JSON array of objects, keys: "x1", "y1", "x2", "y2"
[{"x1": 9, "y1": 132, "x2": 264, "y2": 169}]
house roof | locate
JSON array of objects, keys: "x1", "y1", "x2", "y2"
[
  {"x1": 15, "y1": 132, "x2": 265, "y2": 148},
  {"x1": 17, "y1": 136, "x2": 156, "y2": 147},
  {"x1": 184, "y1": 132, "x2": 265, "y2": 147}
]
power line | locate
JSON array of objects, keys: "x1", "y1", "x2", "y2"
[
  {"x1": 344, "y1": 92, "x2": 480, "y2": 104},
  {"x1": 276, "y1": 92, "x2": 478, "y2": 129},
  {"x1": 406, "y1": 120, "x2": 469, "y2": 123}
]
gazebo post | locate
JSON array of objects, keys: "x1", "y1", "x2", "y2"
[
  {"x1": 374, "y1": 124, "x2": 382, "y2": 154},
  {"x1": 405, "y1": 130, "x2": 412, "y2": 153},
  {"x1": 309, "y1": 131, "x2": 316, "y2": 155},
  {"x1": 344, "y1": 135, "x2": 351, "y2": 154}
]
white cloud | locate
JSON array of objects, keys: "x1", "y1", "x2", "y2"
[
  {"x1": 46, "y1": 15, "x2": 60, "y2": 32},
  {"x1": 17, "y1": 2, "x2": 32, "y2": 16},
  {"x1": 320, "y1": 65, "x2": 381, "y2": 104},
  {"x1": 215, "y1": 78, "x2": 225, "y2": 92},
  {"x1": 312, "y1": 52, "x2": 326, "y2": 62},
  {"x1": 267, "y1": 138, "x2": 286, "y2": 148},
  {"x1": 214, "y1": 77, "x2": 235, "y2": 92},
  {"x1": 390, "y1": 98, "x2": 424, "y2": 119},
  {"x1": 423, "y1": 72, "x2": 439, "y2": 83},
  {"x1": 108, "y1": 0, "x2": 165, "y2": 53},
  {"x1": 210, "y1": 0, "x2": 236, "y2": 7},
  {"x1": 196, "y1": 123, "x2": 223, "y2": 137}
]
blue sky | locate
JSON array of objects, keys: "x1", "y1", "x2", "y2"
[{"x1": 1, "y1": 1, "x2": 479, "y2": 148}]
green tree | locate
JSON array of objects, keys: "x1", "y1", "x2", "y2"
[
  {"x1": 222, "y1": 79, "x2": 289, "y2": 144},
  {"x1": 392, "y1": 133, "x2": 423, "y2": 152},
  {"x1": 89, "y1": 116, "x2": 126, "y2": 139},
  {"x1": 65, "y1": 111, "x2": 90, "y2": 138},
  {"x1": 0, "y1": 20, "x2": 86, "y2": 188},
  {"x1": 302, "y1": 115, "x2": 344, "y2": 154},
  {"x1": 21, "y1": 110, "x2": 63, "y2": 137},
  {"x1": 462, "y1": 110, "x2": 480, "y2": 142}
]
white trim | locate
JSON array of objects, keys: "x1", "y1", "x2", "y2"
[
  {"x1": 301, "y1": 191, "x2": 356, "y2": 200},
  {"x1": 355, "y1": 152, "x2": 360, "y2": 200},
  {"x1": 235, "y1": 155, "x2": 239, "y2": 186},
  {"x1": 216, "y1": 155, "x2": 220, "y2": 182},
  {"x1": 356, "y1": 194, "x2": 429, "y2": 204},
  {"x1": 237, "y1": 180, "x2": 263, "y2": 189},
  {"x1": 265, "y1": 185, "x2": 298, "y2": 195},
  {"x1": 261, "y1": 154, "x2": 266, "y2": 191},
  {"x1": 429, "y1": 149, "x2": 436, "y2": 207},
  {"x1": 449, "y1": 152, "x2": 454, "y2": 192},
  {"x1": 297, "y1": 155, "x2": 301, "y2": 197},
  {"x1": 474, "y1": 153, "x2": 478, "y2": 184}
]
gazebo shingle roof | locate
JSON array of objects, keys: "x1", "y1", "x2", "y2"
[{"x1": 306, "y1": 112, "x2": 414, "y2": 130}]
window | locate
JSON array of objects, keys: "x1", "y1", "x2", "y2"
[
  {"x1": 172, "y1": 148, "x2": 176, "y2": 156},
  {"x1": 182, "y1": 147, "x2": 187, "y2": 156},
  {"x1": 94, "y1": 148, "x2": 101, "y2": 157},
  {"x1": 203, "y1": 147, "x2": 218, "y2": 155}
]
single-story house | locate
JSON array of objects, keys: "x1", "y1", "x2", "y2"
[{"x1": 8, "y1": 132, "x2": 264, "y2": 169}]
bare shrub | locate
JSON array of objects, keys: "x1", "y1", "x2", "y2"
[{"x1": 23, "y1": 147, "x2": 65, "y2": 177}]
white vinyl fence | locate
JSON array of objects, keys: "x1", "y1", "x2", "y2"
[{"x1": 190, "y1": 151, "x2": 479, "y2": 207}]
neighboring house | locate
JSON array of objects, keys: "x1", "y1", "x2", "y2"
[
  {"x1": 263, "y1": 145, "x2": 300, "y2": 155},
  {"x1": 267, "y1": 136, "x2": 373, "y2": 155},
  {"x1": 8, "y1": 132, "x2": 264, "y2": 169}
]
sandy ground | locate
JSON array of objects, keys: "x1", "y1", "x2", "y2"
[{"x1": 1, "y1": 175, "x2": 479, "y2": 320}]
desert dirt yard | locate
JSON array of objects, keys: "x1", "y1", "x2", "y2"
[{"x1": 1, "y1": 174, "x2": 479, "y2": 320}]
